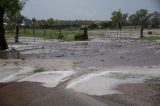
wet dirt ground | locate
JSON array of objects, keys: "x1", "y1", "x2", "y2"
[{"x1": 0, "y1": 37, "x2": 160, "y2": 106}]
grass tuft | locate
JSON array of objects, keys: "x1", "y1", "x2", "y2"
[
  {"x1": 146, "y1": 77, "x2": 160, "y2": 91},
  {"x1": 33, "y1": 67, "x2": 46, "y2": 73},
  {"x1": 144, "y1": 35, "x2": 160, "y2": 41}
]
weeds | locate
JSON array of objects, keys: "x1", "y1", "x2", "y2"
[
  {"x1": 33, "y1": 67, "x2": 46, "y2": 73},
  {"x1": 146, "y1": 77, "x2": 160, "y2": 91},
  {"x1": 73, "y1": 61, "x2": 84, "y2": 67},
  {"x1": 144, "y1": 35, "x2": 160, "y2": 41},
  {"x1": 109, "y1": 72, "x2": 144, "y2": 80}
]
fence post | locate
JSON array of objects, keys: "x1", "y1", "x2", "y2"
[
  {"x1": 140, "y1": 26, "x2": 144, "y2": 38},
  {"x1": 34, "y1": 34, "x2": 35, "y2": 42},
  {"x1": 32, "y1": 25, "x2": 35, "y2": 42},
  {"x1": 23, "y1": 26, "x2": 26, "y2": 34},
  {"x1": 15, "y1": 24, "x2": 19, "y2": 43},
  {"x1": 59, "y1": 28, "x2": 61, "y2": 36},
  {"x1": 50, "y1": 32, "x2": 53, "y2": 44},
  {"x1": 33, "y1": 28, "x2": 35, "y2": 42},
  {"x1": 120, "y1": 30, "x2": 121, "y2": 38},
  {"x1": 130, "y1": 30, "x2": 132, "y2": 38},
  {"x1": 44, "y1": 28, "x2": 46, "y2": 36},
  {"x1": 33, "y1": 26, "x2": 35, "y2": 35}
]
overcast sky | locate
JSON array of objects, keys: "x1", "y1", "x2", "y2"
[{"x1": 21, "y1": 0, "x2": 160, "y2": 20}]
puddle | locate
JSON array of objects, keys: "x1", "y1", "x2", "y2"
[{"x1": 66, "y1": 66, "x2": 160, "y2": 96}]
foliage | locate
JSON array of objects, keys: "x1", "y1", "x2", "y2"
[
  {"x1": 136, "y1": 9, "x2": 149, "y2": 23},
  {"x1": 122, "y1": 13, "x2": 128, "y2": 26},
  {"x1": 111, "y1": 10, "x2": 122, "y2": 29},
  {"x1": 88, "y1": 23, "x2": 99, "y2": 29},
  {"x1": 149, "y1": 12, "x2": 160, "y2": 28},
  {"x1": 100, "y1": 21, "x2": 112, "y2": 29},
  {"x1": 111, "y1": 10, "x2": 128, "y2": 29},
  {"x1": 146, "y1": 77, "x2": 160, "y2": 91},
  {"x1": 0, "y1": 0, "x2": 27, "y2": 19},
  {"x1": 0, "y1": 0, "x2": 27, "y2": 50},
  {"x1": 11, "y1": 12, "x2": 24, "y2": 25},
  {"x1": 47, "y1": 18, "x2": 54, "y2": 27},
  {"x1": 33, "y1": 67, "x2": 46, "y2": 73},
  {"x1": 75, "y1": 27, "x2": 88, "y2": 41},
  {"x1": 128, "y1": 14, "x2": 139, "y2": 28},
  {"x1": 129, "y1": 9, "x2": 149, "y2": 28}
]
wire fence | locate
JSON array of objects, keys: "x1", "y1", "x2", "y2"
[
  {"x1": 7, "y1": 28, "x2": 156, "y2": 43},
  {"x1": 89, "y1": 29, "x2": 141, "y2": 40},
  {"x1": 5, "y1": 28, "x2": 81, "y2": 43}
]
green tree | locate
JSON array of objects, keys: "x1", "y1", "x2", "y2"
[
  {"x1": 88, "y1": 23, "x2": 99, "y2": 29},
  {"x1": 129, "y1": 14, "x2": 139, "y2": 28},
  {"x1": 0, "y1": 0, "x2": 27, "y2": 50},
  {"x1": 136, "y1": 9, "x2": 149, "y2": 38},
  {"x1": 122, "y1": 13, "x2": 128, "y2": 26},
  {"x1": 111, "y1": 10, "x2": 123, "y2": 29},
  {"x1": 47, "y1": 18, "x2": 54, "y2": 28},
  {"x1": 128, "y1": 9, "x2": 149, "y2": 38},
  {"x1": 14, "y1": 13, "x2": 25, "y2": 25},
  {"x1": 111, "y1": 10, "x2": 128, "y2": 30},
  {"x1": 129, "y1": 9, "x2": 149, "y2": 27},
  {"x1": 136, "y1": 9, "x2": 149, "y2": 24},
  {"x1": 149, "y1": 12, "x2": 160, "y2": 28}
]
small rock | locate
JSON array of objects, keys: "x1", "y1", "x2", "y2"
[
  {"x1": 55, "y1": 55, "x2": 64, "y2": 57},
  {"x1": 120, "y1": 56, "x2": 124, "y2": 59},
  {"x1": 71, "y1": 53, "x2": 75, "y2": 55}
]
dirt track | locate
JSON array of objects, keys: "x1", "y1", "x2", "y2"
[{"x1": 0, "y1": 37, "x2": 160, "y2": 106}]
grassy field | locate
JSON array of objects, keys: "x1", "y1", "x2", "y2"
[
  {"x1": 5, "y1": 28, "x2": 160, "y2": 41},
  {"x1": 6, "y1": 28, "x2": 80, "y2": 41},
  {"x1": 144, "y1": 35, "x2": 160, "y2": 41}
]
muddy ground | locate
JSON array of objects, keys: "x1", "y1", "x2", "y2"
[{"x1": 0, "y1": 37, "x2": 160, "y2": 106}]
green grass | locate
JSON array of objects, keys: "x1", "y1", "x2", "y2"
[
  {"x1": 73, "y1": 61, "x2": 84, "y2": 67},
  {"x1": 33, "y1": 67, "x2": 46, "y2": 73},
  {"x1": 5, "y1": 28, "x2": 80, "y2": 41},
  {"x1": 146, "y1": 77, "x2": 160, "y2": 91},
  {"x1": 144, "y1": 35, "x2": 160, "y2": 41},
  {"x1": 109, "y1": 73, "x2": 144, "y2": 80}
]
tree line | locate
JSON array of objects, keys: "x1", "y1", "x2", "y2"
[
  {"x1": 4, "y1": 9, "x2": 160, "y2": 31},
  {"x1": 111, "y1": 9, "x2": 160, "y2": 29}
]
